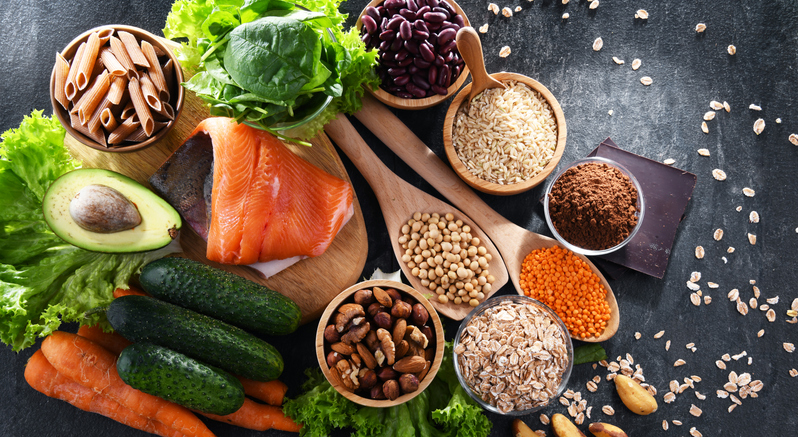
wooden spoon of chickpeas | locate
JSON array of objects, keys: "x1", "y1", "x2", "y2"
[{"x1": 325, "y1": 116, "x2": 509, "y2": 321}]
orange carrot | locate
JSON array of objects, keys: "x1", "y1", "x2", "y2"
[
  {"x1": 41, "y1": 331, "x2": 215, "y2": 437},
  {"x1": 236, "y1": 376, "x2": 288, "y2": 406},
  {"x1": 113, "y1": 285, "x2": 149, "y2": 298},
  {"x1": 77, "y1": 324, "x2": 132, "y2": 355},
  {"x1": 200, "y1": 398, "x2": 302, "y2": 433},
  {"x1": 25, "y1": 350, "x2": 188, "y2": 437}
]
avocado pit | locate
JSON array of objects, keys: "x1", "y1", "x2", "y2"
[{"x1": 70, "y1": 184, "x2": 142, "y2": 233}]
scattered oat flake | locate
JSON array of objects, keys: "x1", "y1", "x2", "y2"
[
  {"x1": 703, "y1": 112, "x2": 716, "y2": 121},
  {"x1": 728, "y1": 404, "x2": 737, "y2": 413},
  {"x1": 640, "y1": 76, "x2": 653, "y2": 86},
  {"x1": 499, "y1": 46, "x2": 511, "y2": 58},
  {"x1": 747, "y1": 233, "x2": 756, "y2": 245},
  {"x1": 727, "y1": 246, "x2": 735, "y2": 253},
  {"x1": 663, "y1": 158, "x2": 675, "y2": 165},
  {"x1": 654, "y1": 330, "x2": 665, "y2": 339},
  {"x1": 674, "y1": 359, "x2": 686, "y2": 367},
  {"x1": 727, "y1": 45, "x2": 736, "y2": 55},
  {"x1": 717, "y1": 389, "x2": 729, "y2": 398},
  {"x1": 710, "y1": 100, "x2": 723, "y2": 110},
  {"x1": 690, "y1": 404, "x2": 703, "y2": 417},
  {"x1": 562, "y1": 12, "x2": 570, "y2": 19},
  {"x1": 488, "y1": 3, "x2": 499, "y2": 14},
  {"x1": 722, "y1": 256, "x2": 728, "y2": 264},
  {"x1": 666, "y1": 340, "x2": 672, "y2": 351},
  {"x1": 635, "y1": 332, "x2": 641, "y2": 340},
  {"x1": 602, "y1": 405, "x2": 614, "y2": 416},
  {"x1": 711, "y1": 228, "x2": 723, "y2": 240},
  {"x1": 478, "y1": 23, "x2": 489, "y2": 33},
  {"x1": 502, "y1": 7, "x2": 513, "y2": 17},
  {"x1": 712, "y1": 169, "x2": 727, "y2": 181},
  {"x1": 540, "y1": 414, "x2": 550, "y2": 425},
  {"x1": 749, "y1": 104, "x2": 762, "y2": 111},
  {"x1": 742, "y1": 187, "x2": 755, "y2": 197},
  {"x1": 697, "y1": 148, "x2": 711, "y2": 156},
  {"x1": 789, "y1": 134, "x2": 798, "y2": 146},
  {"x1": 728, "y1": 289, "x2": 739, "y2": 301},
  {"x1": 672, "y1": 420, "x2": 683, "y2": 426},
  {"x1": 687, "y1": 281, "x2": 700, "y2": 291},
  {"x1": 732, "y1": 351, "x2": 747, "y2": 360},
  {"x1": 593, "y1": 37, "x2": 603, "y2": 51},
  {"x1": 636, "y1": 9, "x2": 648, "y2": 19},
  {"x1": 757, "y1": 329, "x2": 765, "y2": 337},
  {"x1": 690, "y1": 271, "x2": 701, "y2": 282},
  {"x1": 704, "y1": 296, "x2": 712, "y2": 305},
  {"x1": 776, "y1": 118, "x2": 782, "y2": 123},
  {"x1": 790, "y1": 369, "x2": 798, "y2": 377},
  {"x1": 690, "y1": 293, "x2": 701, "y2": 306},
  {"x1": 766, "y1": 296, "x2": 778, "y2": 305},
  {"x1": 663, "y1": 392, "x2": 676, "y2": 403},
  {"x1": 662, "y1": 421, "x2": 669, "y2": 431},
  {"x1": 515, "y1": 6, "x2": 522, "y2": 12},
  {"x1": 753, "y1": 118, "x2": 765, "y2": 135},
  {"x1": 785, "y1": 343, "x2": 795, "y2": 353},
  {"x1": 752, "y1": 285, "x2": 760, "y2": 297},
  {"x1": 701, "y1": 121, "x2": 709, "y2": 133},
  {"x1": 589, "y1": 0, "x2": 599, "y2": 9},
  {"x1": 695, "y1": 391, "x2": 706, "y2": 400},
  {"x1": 612, "y1": 56, "x2": 624, "y2": 65},
  {"x1": 722, "y1": 353, "x2": 732, "y2": 361},
  {"x1": 690, "y1": 427, "x2": 703, "y2": 437},
  {"x1": 736, "y1": 206, "x2": 743, "y2": 212},
  {"x1": 749, "y1": 297, "x2": 758, "y2": 309},
  {"x1": 724, "y1": 101, "x2": 730, "y2": 112},
  {"x1": 631, "y1": 59, "x2": 641, "y2": 70},
  {"x1": 708, "y1": 282, "x2": 719, "y2": 288},
  {"x1": 608, "y1": 109, "x2": 614, "y2": 116},
  {"x1": 562, "y1": 0, "x2": 569, "y2": 3},
  {"x1": 749, "y1": 211, "x2": 760, "y2": 223},
  {"x1": 696, "y1": 23, "x2": 706, "y2": 32},
  {"x1": 737, "y1": 300, "x2": 748, "y2": 315},
  {"x1": 695, "y1": 246, "x2": 705, "y2": 258}
]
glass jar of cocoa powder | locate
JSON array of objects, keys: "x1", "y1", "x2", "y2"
[{"x1": 543, "y1": 157, "x2": 645, "y2": 256}]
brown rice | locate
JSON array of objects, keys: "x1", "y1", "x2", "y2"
[{"x1": 452, "y1": 80, "x2": 557, "y2": 185}]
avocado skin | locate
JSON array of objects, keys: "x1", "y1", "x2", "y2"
[
  {"x1": 42, "y1": 168, "x2": 181, "y2": 253},
  {"x1": 140, "y1": 258, "x2": 301, "y2": 336},
  {"x1": 117, "y1": 342, "x2": 245, "y2": 415}
]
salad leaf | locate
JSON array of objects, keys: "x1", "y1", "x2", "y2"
[
  {"x1": 0, "y1": 111, "x2": 178, "y2": 351},
  {"x1": 282, "y1": 342, "x2": 492, "y2": 437},
  {"x1": 573, "y1": 343, "x2": 608, "y2": 365}
]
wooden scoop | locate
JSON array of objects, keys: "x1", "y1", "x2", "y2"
[
  {"x1": 325, "y1": 116, "x2": 509, "y2": 321},
  {"x1": 455, "y1": 27, "x2": 506, "y2": 100},
  {"x1": 352, "y1": 94, "x2": 619, "y2": 343}
]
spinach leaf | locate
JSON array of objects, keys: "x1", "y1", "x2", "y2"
[
  {"x1": 224, "y1": 17, "x2": 322, "y2": 103},
  {"x1": 574, "y1": 343, "x2": 608, "y2": 365}
]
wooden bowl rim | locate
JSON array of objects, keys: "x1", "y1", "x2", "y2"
[
  {"x1": 442, "y1": 72, "x2": 568, "y2": 195},
  {"x1": 50, "y1": 24, "x2": 185, "y2": 154},
  {"x1": 315, "y1": 279, "x2": 446, "y2": 407},
  {"x1": 356, "y1": 0, "x2": 472, "y2": 110}
]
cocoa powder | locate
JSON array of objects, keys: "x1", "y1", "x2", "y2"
[{"x1": 547, "y1": 162, "x2": 639, "y2": 250}]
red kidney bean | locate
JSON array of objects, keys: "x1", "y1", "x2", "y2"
[
  {"x1": 381, "y1": 51, "x2": 395, "y2": 62},
  {"x1": 427, "y1": 0, "x2": 439, "y2": 8},
  {"x1": 381, "y1": 60, "x2": 398, "y2": 68},
  {"x1": 395, "y1": 49, "x2": 410, "y2": 61},
  {"x1": 416, "y1": 5, "x2": 431, "y2": 15},
  {"x1": 453, "y1": 14, "x2": 465, "y2": 28},
  {"x1": 397, "y1": 57, "x2": 413, "y2": 67},
  {"x1": 362, "y1": 15, "x2": 378, "y2": 34},
  {"x1": 434, "y1": 54, "x2": 445, "y2": 67},
  {"x1": 390, "y1": 37, "x2": 403, "y2": 51},
  {"x1": 413, "y1": 20, "x2": 428, "y2": 32},
  {"x1": 428, "y1": 65, "x2": 438, "y2": 85},
  {"x1": 407, "y1": 0, "x2": 418, "y2": 11},
  {"x1": 419, "y1": 42, "x2": 435, "y2": 62},
  {"x1": 427, "y1": 32, "x2": 438, "y2": 46},
  {"x1": 379, "y1": 40, "x2": 391, "y2": 51},
  {"x1": 377, "y1": 5, "x2": 386, "y2": 15},
  {"x1": 432, "y1": 6, "x2": 450, "y2": 19},
  {"x1": 453, "y1": 53, "x2": 464, "y2": 64},
  {"x1": 362, "y1": 33, "x2": 372, "y2": 47},
  {"x1": 412, "y1": 73, "x2": 431, "y2": 90},
  {"x1": 431, "y1": 84, "x2": 448, "y2": 95},
  {"x1": 443, "y1": 51, "x2": 453, "y2": 63},
  {"x1": 437, "y1": 28, "x2": 456, "y2": 45},
  {"x1": 405, "y1": 82, "x2": 426, "y2": 98},
  {"x1": 379, "y1": 29, "x2": 395, "y2": 41},
  {"x1": 403, "y1": 39, "x2": 419, "y2": 54},
  {"x1": 366, "y1": 6, "x2": 380, "y2": 20},
  {"x1": 399, "y1": 20, "x2": 413, "y2": 39},
  {"x1": 380, "y1": 17, "x2": 388, "y2": 30},
  {"x1": 399, "y1": 9, "x2": 416, "y2": 20},
  {"x1": 412, "y1": 29, "x2": 429, "y2": 40},
  {"x1": 388, "y1": 67, "x2": 407, "y2": 76},
  {"x1": 387, "y1": 15, "x2": 405, "y2": 30},
  {"x1": 426, "y1": 21, "x2": 442, "y2": 32},
  {"x1": 438, "y1": 64, "x2": 450, "y2": 86},
  {"x1": 453, "y1": 64, "x2": 462, "y2": 77},
  {"x1": 396, "y1": 92, "x2": 415, "y2": 99},
  {"x1": 440, "y1": 40, "x2": 457, "y2": 54},
  {"x1": 393, "y1": 74, "x2": 411, "y2": 86},
  {"x1": 413, "y1": 57, "x2": 431, "y2": 68},
  {"x1": 423, "y1": 11, "x2": 447, "y2": 22},
  {"x1": 439, "y1": 0, "x2": 455, "y2": 14},
  {"x1": 408, "y1": 65, "x2": 419, "y2": 75}
]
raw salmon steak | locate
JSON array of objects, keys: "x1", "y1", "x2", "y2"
[{"x1": 195, "y1": 118, "x2": 353, "y2": 269}]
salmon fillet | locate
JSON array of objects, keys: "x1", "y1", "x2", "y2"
[{"x1": 196, "y1": 118, "x2": 353, "y2": 265}]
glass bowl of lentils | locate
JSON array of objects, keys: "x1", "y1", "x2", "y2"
[
  {"x1": 453, "y1": 295, "x2": 573, "y2": 415},
  {"x1": 543, "y1": 156, "x2": 645, "y2": 256}
]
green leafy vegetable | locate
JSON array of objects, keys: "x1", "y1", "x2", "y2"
[
  {"x1": 163, "y1": 0, "x2": 379, "y2": 140},
  {"x1": 283, "y1": 342, "x2": 492, "y2": 437},
  {"x1": 0, "y1": 111, "x2": 178, "y2": 351},
  {"x1": 573, "y1": 343, "x2": 608, "y2": 365}
]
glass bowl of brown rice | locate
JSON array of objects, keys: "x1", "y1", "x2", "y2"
[
  {"x1": 453, "y1": 294, "x2": 573, "y2": 415},
  {"x1": 443, "y1": 72, "x2": 567, "y2": 196}
]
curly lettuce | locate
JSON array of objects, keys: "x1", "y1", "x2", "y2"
[{"x1": 0, "y1": 111, "x2": 177, "y2": 351}]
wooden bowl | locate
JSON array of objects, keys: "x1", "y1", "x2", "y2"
[
  {"x1": 442, "y1": 72, "x2": 567, "y2": 195},
  {"x1": 356, "y1": 0, "x2": 471, "y2": 110},
  {"x1": 50, "y1": 25, "x2": 184, "y2": 153},
  {"x1": 315, "y1": 279, "x2": 445, "y2": 407}
]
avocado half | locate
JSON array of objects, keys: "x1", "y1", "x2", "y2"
[{"x1": 43, "y1": 169, "x2": 181, "y2": 253}]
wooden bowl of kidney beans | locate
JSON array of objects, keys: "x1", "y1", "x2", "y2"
[{"x1": 358, "y1": 0, "x2": 471, "y2": 109}]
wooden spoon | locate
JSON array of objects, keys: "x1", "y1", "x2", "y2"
[
  {"x1": 324, "y1": 116, "x2": 509, "y2": 321},
  {"x1": 352, "y1": 94, "x2": 619, "y2": 343},
  {"x1": 455, "y1": 27, "x2": 506, "y2": 100}
]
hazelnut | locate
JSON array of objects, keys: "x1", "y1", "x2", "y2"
[
  {"x1": 324, "y1": 324, "x2": 340, "y2": 343},
  {"x1": 383, "y1": 379, "x2": 400, "y2": 400},
  {"x1": 370, "y1": 385, "x2": 386, "y2": 400},
  {"x1": 376, "y1": 367, "x2": 399, "y2": 381},
  {"x1": 395, "y1": 339, "x2": 410, "y2": 359},
  {"x1": 367, "y1": 302, "x2": 385, "y2": 318},
  {"x1": 359, "y1": 369, "x2": 378, "y2": 389},
  {"x1": 391, "y1": 300, "x2": 413, "y2": 319},
  {"x1": 364, "y1": 329, "x2": 379, "y2": 351},
  {"x1": 399, "y1": 373, "x2": 420, "y2": 393},
  {"x1": 385, "y1": 288, "x2": 403, "y2": 303},
  {"x1": 421, "y1": 325, "x2": 434, "y2": 346},
  {"x1": 354, "y1": 289, "x2": 374, "y2": 306},
  {"x1": 326, "y1": 351, "x2": 344, "y2": 368},
  {"x1": 411, "y1": 303, "x2": 429, "y2": 326},
  {"x1": 373, "y1": 312, "x2": 393, "y2": 330}
]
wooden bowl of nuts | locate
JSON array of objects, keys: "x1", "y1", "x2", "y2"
[{"x1": 316, "y1": 279, "x2": 445, "y2": 407}]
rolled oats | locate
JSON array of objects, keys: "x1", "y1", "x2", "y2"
[
  {"x1": 757, "y1": 329, "x2": 765, "y2": 337},
  {"x1": 695, "y1": 246, "x2": 705, "y2": 259},
  {"x1": 640, "y1": 76, "x2": 653, "y2": 86},
  {"x1": 708, "y1": 282, "x2": 719, "y2": 288},
  {"x1": 753, "y1": 118, "x2": 765, "y2": 135},
  {"x1": 701, "y1": 121, "x2": 709, "y2": 133},
  {"x1": 593, "y1": 37, "x2": 603, "y2": 51},
  {"x1": 747, "y1": 233, "x2": 756, "y2": 245},
  {"x1": 501, "y1": 7, "x2": 513, "y2": 17},
  {"x1": 724, "y1": 101, "x2": 730, "y2": 112},
  {"x1": 488, "y1": 3, "x2": 499, "y2": 14},
  {"x1": 654, "y1": 330, "x2": 665, "y2": 339},
  {"x1": 631, "y1": 58, "x2": 641, "y2": 70},
  {"x1": 704, "y1": 296, "x2": 712, "y2": 305},
  {"x1": 710, "y1": 100, "x2": 723, "y2": 110},
  {"x1": 589, "y1": 0, "x2": 599, "y2": 9},
  {"x1": 478, "y1": 24, "x2": 489, "y2": 33},
  {"x1": 712, "y1": 169, "x2": 726, "y2": 181},
  {"x1": 663, "y1": 158, "x2": 675, "y2": 165},
  {"x1": 635, "y1": 9, "x2": 648, "y2": 19},
  {"x1": 727, "y1": 45, "x2": 737, "y2": 55},
  {"x1": 499, "y1": 46, "x2": 511, "y2": 58},
  {"x1": 743, "y1": 187, "x2": 755, "y2": 197},
  {"x1": 662, "y1": 420, "x2": 669, "y2": 431},
  {"x1": 690, "y1": 427, "x2": 703, "y2": 437},
  {"x1": 790, "y1": 369, "x2": 798, "y2": 377},
  {"x1": 703, "y1": 112, "x2": 715, "y2": 121},
  {"x1": 674, "y1": 359, "x2": 686, "y2": 367},
  {"x1": 695, "y1": 23, "x2": 706, "y2": 32},
  {"x1": 613, "y1": 56, "x2": 624, "y2": 65},
  {"x1": 790, "y1": 133, "x2": 798, "y2": 146},
  {"x1": 728, "y1": 289, "x2": 739, "y2": 301},
  {"x1": 562, "y1": 12, "x2": 569, "y2": 19},
  {"x1": 749, "y1": 104, "x2": 762, "y2": 111},
  {"x1": 785, "y1": 343, "x2": 796, "y2": 353},
  {"x1": 690, "y1": 404, "x2": 703, "y2": 417},
  {"x1": 601, "y1": 405, "x2": 615, "y2": 416},
  {"x1": 749, "y1": 211, "x2": 760, "y2": 223}
]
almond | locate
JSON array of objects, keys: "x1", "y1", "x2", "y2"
[
  {"x1": 331, "y1": 342, "x2": 355, "y2": 355},
  {"x1": 393, "y1": 355, "x2": 426, "y2": 373}
]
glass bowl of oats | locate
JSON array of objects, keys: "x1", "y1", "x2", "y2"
[{"x1": 453, "y1": 294, "x2": 573, "y2": 415}]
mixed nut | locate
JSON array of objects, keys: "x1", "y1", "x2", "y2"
[{"x1": 323, "y1": 286, "x2": 436, "y2": 400}]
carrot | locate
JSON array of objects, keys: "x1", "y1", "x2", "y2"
[
  {"x1": 200, "y1": 398, "x2": 302, "y2": 433},
  {"x1": 77, "y1": 324, "x2": 132, "y2": 355},
  {"x1": 113, "y1": 285, "x2": 149, "y2": 298},
  {"x1": 236, "y1": 376, "x2": 288, "y2": 406},
  {"x1": 25, "y1": 350, "x2": 188, "y2": 437},
  {"x1": 41, "y1": 331, "x2": 215, "y2": 437}
]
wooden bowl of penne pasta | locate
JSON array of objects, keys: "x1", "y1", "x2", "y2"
[{"x1": 50, "y1": 25, "x2": 184, "y2": 153}]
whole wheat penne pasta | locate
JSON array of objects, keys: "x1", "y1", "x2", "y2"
[
  {"x1": 87, "y1": 94, "x2": 114, "y2": 133},
  {"x1": 76, "y1": 70, "x2": 111, "y2": 125},
  {"x1": 126, "y1": 120, "x2": 169, "y2": 142},
  {"x1": 65, "y1": 42, "x2": 86, "y2": 101},
  {"x1": 120, "y1": 101, "x2": 136, "y2": 120},
  {"x1": 137, "y1": 73, "x2": 162, "y2": 112},
  {"x1": 90, "y1": 57, "x2": 104, "y2": 79},
  {"x1": 141, "y1": 42, "x2": 169, "y2": 101},
  {"x1": 107, "y1": 75, "x2": 127, "y2": 105},
  {"x1": 162, "y1": 59, "x2": 174, "y2": 89},
  {"x1": 108, "y1": 116, "x2": 140, "y2": 144},
  {"x1": 153, "y1": 101, "x2": 175, "y2": 121},
  {"x1": 96, "y1": 26, "x2": 115, "y2": 45},
  {"x1": 128, "y1": 77, "x2": 154, "y2": 136},
  {"x1": 70, "y1": 111, "x2": 106, "y2": 147},
  {"x1": 152, "y1": 44, "x2": 167, "y2": 58},
  {"x1": 118, "y1": 31, "x2": 150, "y2": 69},
  {"x1": 100, "y1": 108, "x2": 118, "y2": 132},
  {"x1": 99, "y1": 48, "x2": 126, "y2": 77},
  {"x1": 109, "y1": 36, "x2": 137, "y2": 79},
  {"x1": 53, "y1": 53, "x2": 71, "y2": 110},
  {"x1": 76, "y1": 31, "x2": 101, "y2": 91},
  {"x1": 70, "y1": 69, "x2": 107, "y2": 115}
]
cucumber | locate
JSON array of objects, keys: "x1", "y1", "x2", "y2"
[
  {"x1": 117, "y1": 343, "x2": 245, "y2": 415},
  {"x1": 108, "y1": 295, "x2": 282, "y2": 381},
  {"x1": 139, "y1": 257, "x2": 301, "y2": 336}
]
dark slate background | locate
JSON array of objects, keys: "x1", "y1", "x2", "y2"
[{"x1": 1, "y1": 0, "x2": 797, "y2": 436}]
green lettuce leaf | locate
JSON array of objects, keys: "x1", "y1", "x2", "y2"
[{"x1": 0, "y1": 111, "x2": 178, "y2": 351}]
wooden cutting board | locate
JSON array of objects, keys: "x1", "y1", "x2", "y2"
[{"x1": 63, "y1": 80, "x2": 368, "y2": 325}]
